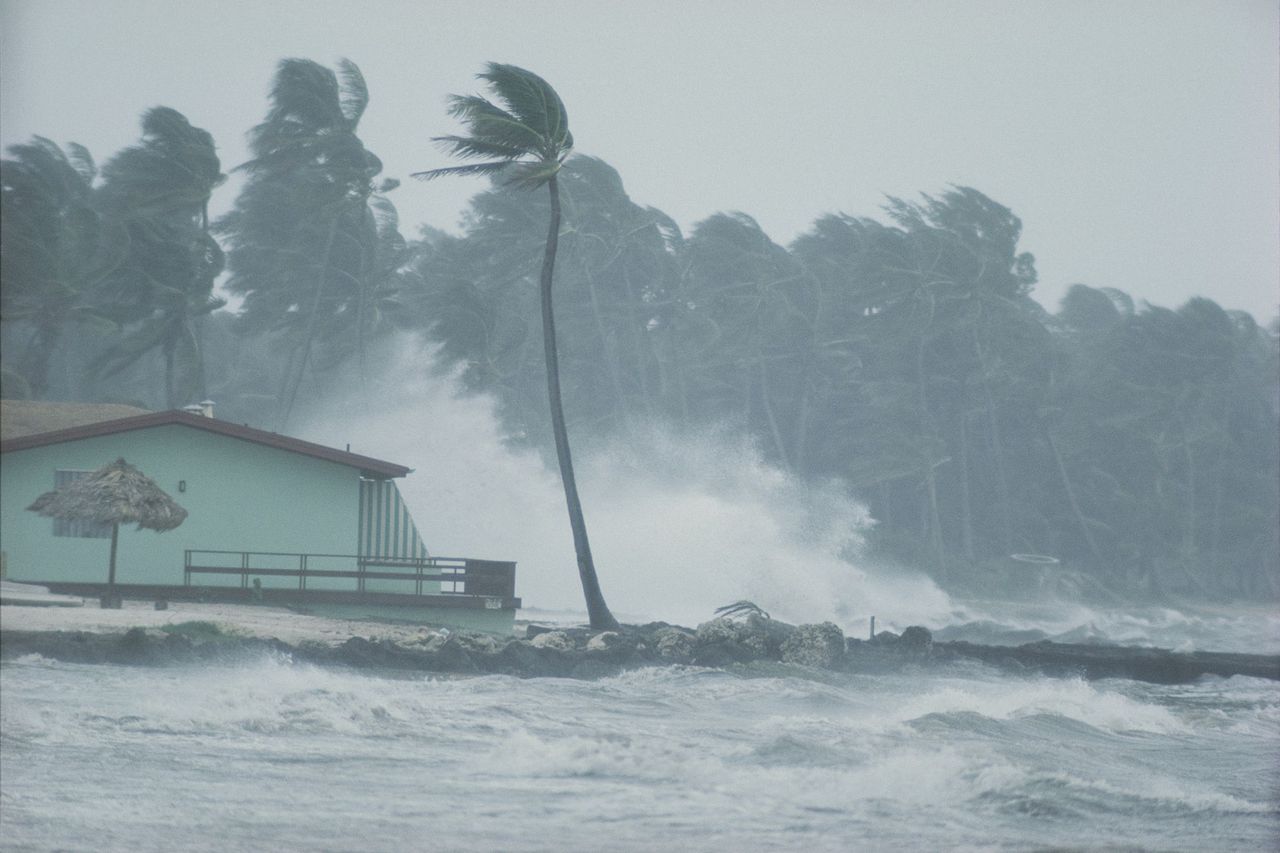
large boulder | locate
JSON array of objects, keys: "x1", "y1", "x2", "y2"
[
  {"x1": 529, "y1": 630, "x2": 575, "y2": 651},
  {"x1": 494, "y1": 639, "x2": 573, "y2": 677},
  {"x1": 780, "y1": 622, "x2": 846, "y2": 669},
  {"x1": 898, "y1": 625, "x2": 934, "y2": 656},
  {"x1": 653, "y1": 627, "x2": 696, "y2": 662},
  {"x1": 869, "y1": 629, "x2": 899, "y2": 645},
  {"x1": 586, "y1": 631, "x2": 621, "y2": 652},
  {"x1": 423, "y1": 636, "x2": 479, "y2": 672},
  {"x1": 455, "y1": 632, "x2": 500, "y2": 655},
  {"x1": 694, "y1": 612, "x2": 792, "y2": 662},
  {"x1": 583, "y1": 630, "x2": 640, "y2": 666}
]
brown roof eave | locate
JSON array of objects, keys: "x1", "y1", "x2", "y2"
[{"x1": 0, "y1": 410, "x2": 411, "y2": 479}]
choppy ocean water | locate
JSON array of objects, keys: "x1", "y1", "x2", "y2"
[{"x1": 3, "y1": 631, "x2": 1277, "y2": 852}]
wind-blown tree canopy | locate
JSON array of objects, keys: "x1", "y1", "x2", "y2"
[
  {"x1": 0, "y1": 138, "x2": 121, "y2": 397},
  {"x1": 217, "y1": 58, "x2": 409, "y2": 427},
  {"x1": 406, "y1": 156, "x2": 682, "y2": 435},
  {"x1": 397, "y1": 154, "x2": 1276, "y2": 599},
  {"x1": 414, "y1": 63, "x2": 620, "y2": 631},
  {"x1": 93, "y1": 107, "x2": 226, "y2": 408},
  {"x1": 3, "y1": 46, "x2": 1273, "y2": 601},
  {"x1": 1047, "y1": 295, "x2": 1280, "y2": 596},
  {"x1": 674, "y1": 211, "x2": 816, "y2": 469}
]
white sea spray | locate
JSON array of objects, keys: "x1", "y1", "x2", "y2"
[{"x1": 298, "y1": 337, "x2": 953, "y2": 631}]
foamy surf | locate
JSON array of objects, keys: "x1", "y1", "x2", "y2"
[{"x1": 2, "y1": 656, "x2": 1275, "y2": 852}]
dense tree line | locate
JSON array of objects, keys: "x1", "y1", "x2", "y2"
[{"x1": 3, "y1": 59, "x2": 1275, "y2": 599}]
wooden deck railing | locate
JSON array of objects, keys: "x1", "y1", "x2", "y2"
[{"x1": 183, "y1": 550, "x2": 516, "y2": 600}]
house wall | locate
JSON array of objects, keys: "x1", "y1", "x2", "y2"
[{"x1": 0, "y1": 424, "x2": 361, "y2": 588}]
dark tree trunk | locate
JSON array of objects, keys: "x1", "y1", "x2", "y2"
[
  {"x1": 107, "y1": 523, "x2": 119, "y2": 588},
  {"x1": 280, "y1": 215, "x2": 341, "y2": 430},
  {"x1": 541, "y1": 177, "x2": 619, "y2": 631},
  {"x1": 972, "y1": 330, "x2": 1014, "y2": 554},
  {"x1": 916, "y1": 333, "x2": 946, "y2": 579},
  {"x1": 958, "y1": 410, "x2": 975, "y2": 562},
  {"x1": 164, "y1": 342, "x2": 177, "y2": 409},
  {"x1": 20, "y1": 320, "x2": 65, "y2": 399},
  {"x1": 1046, "y1": 425, "x2": 1103, "y2": 565},
  {"x1": 758, "y1": 355, "x2": 792, "y2": 471}
]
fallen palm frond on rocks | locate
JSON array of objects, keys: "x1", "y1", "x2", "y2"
[{"x1": 713, "y1": 600, "x2": 770, "y2": 621}]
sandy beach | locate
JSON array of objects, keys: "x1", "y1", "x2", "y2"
[{"x1": 0, "y1": 596, "x2": 452, "y2": 647}]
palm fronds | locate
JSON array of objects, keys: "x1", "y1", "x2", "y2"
[
  {"x1": 714, "y1": 600, "x2": 771, "y2": 621},
  {"x1": 412, "y1": 63, "x2": 573, "y2": 188}
]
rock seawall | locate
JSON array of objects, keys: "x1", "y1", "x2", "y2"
[{"x1": 3, "y1": 616, "x2": 1277, "y2": 684}]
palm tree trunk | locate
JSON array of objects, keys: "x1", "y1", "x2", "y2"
[
  {"x1": 792, "y1": 375, "x2": 812, "y2": 475},
  {"x1": 584, "y1": 267, "x2": 628, "y2": 428},
  {"x1": 164, "y1": 342, "x2": 177, "y2": 409},
  {"x1": 280, "y1": 216, "x2": 341, "y2": 430},
  {"x1": 1047, "y1": 426, "x2": 1103, "y2": 565},
  {"x1": 20, "y1": 319, "x2": 65, "y2": 398},
  {"x1": 958, "y1": 411, "x2": 976, "y2": 562},
  {"x1": 620, "y1": 266, "x2": 658, "y2": 418},
  {"x1": 972, "y1": 330, "x2": 1014, "y2": 554},
  {"x1": 194, "y1": 317, "x2": 209, "y2": 403},
  {"x1": 542, "y1": 176, "x2": 619, "y2": 631},
  {"x1": 915, "y1": 337, "x2": 947, "y2": 579},
  {"x1": 758, "y1": 355, "x2": 793, "y2": 471}
]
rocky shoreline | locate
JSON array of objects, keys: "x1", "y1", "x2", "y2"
[{"x1": 3, "y1": 611, "x2": 1277, "y2": 685}]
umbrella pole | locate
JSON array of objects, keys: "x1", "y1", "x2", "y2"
[
  {"x1": 104, "y1": 523, "x2": 120, "y2": 609},
  {"x1": 108, "y1": 523, "x2": 119, "y2": 587}
]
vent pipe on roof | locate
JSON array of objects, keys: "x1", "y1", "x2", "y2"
[{"x1": 181, "y1": 401, "x2": 216, "y2": 418}]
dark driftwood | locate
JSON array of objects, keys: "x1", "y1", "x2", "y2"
[{"x1": 932, "y1": 639, "x2": 1280, "y2": 684}]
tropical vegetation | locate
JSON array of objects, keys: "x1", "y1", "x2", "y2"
[{"x1": 2, "y1": 58, "x2": 1275, "y2": 602}]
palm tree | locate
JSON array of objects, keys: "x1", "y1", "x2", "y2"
[
  {"x1": 0, "y1": 138, "x2": 122, "y2": 397},
  {"x1": 414, "y1": 63, "x2": 620, "y2": 630},
  {"x1": 217, "y1": 58, "x2": 392, "y2": 429},
  {"x1": 93, "y1": 107, "x2": 226, "y2": 408}
]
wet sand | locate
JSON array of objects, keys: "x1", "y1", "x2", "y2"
[{"x1": 0, "y1": 597, "x2": 450, "y2": 646}]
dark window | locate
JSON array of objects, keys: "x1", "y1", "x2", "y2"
[{"x1": 52, "y1": 470, "x2": 112, "y2": 538}]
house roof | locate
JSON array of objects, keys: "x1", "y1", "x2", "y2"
[
  {"x1": 1, "y1": 401, "x2": 152, "y2": 441},
  {"x1": 0, "y1": 402, "x2": 411, "y2": 479}
]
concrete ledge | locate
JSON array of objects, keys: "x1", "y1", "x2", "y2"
[
  {"x1": 0, "y1": 580, "x2": 84, "y2": 608},
  {"x1": 13, "y1": 580, "x2": 519, "y2": 634}
]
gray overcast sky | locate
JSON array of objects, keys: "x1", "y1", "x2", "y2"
[{"x1": 2, "y1": 0, "x2": 1277, "y2": 320}]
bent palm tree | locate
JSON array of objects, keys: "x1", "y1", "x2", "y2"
[{"x1": 414, "y1": 63, "x2": 619, "y2": 630}]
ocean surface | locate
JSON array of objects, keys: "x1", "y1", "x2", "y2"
[{"x1": 2, "y1": 605, "x2": 1278, "y2": 852}]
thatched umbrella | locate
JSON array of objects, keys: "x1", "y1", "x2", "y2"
[{"x1": 27, "y1": 458, "x2": 187, "y2": 600}]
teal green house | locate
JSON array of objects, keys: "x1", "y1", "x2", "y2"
[{"x1": 0, "y1": 402, "x2": 518, "y2": 632}]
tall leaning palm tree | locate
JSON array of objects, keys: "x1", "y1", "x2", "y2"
[{"x1": 414, "y1": 63, "x2": 620, "y2": 631}]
